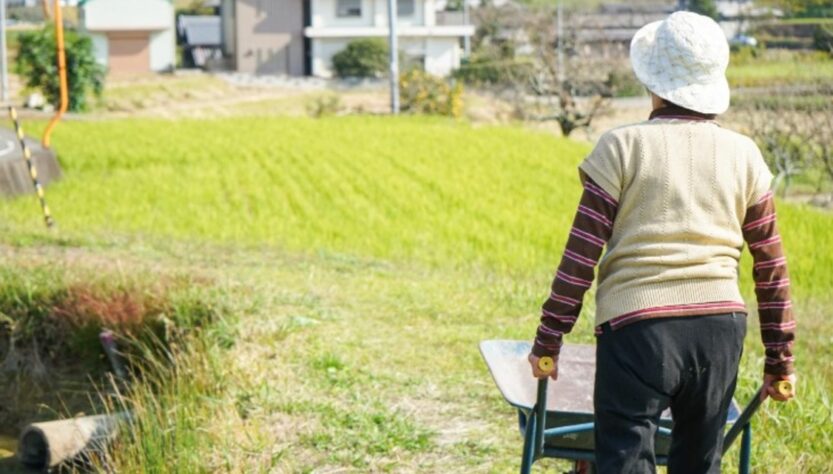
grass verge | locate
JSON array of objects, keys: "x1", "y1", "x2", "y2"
[{"x1": 0, "y1": 116, "x2": 829, "y2": 472}]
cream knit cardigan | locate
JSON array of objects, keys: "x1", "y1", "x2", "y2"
[{"x1": 579, "y1": 118, "x2": 773, "y2": 326}]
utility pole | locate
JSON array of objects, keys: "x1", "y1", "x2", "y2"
[
  {"x1": 463, "y1": 0, "x2": 470, "y2": 58},
  {"x1": 0, "y1": 0, "x2": 8, "y2": 103},
  {"x1": 556, "y1": 0, "x2": 564, "y2": 84},
  {"x1": 387, "y1": 0, "x2": 399, "y2": 114}
]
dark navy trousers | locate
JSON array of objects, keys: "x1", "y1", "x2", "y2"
[{"x1": 594, "y1": 313, "x2": 747, "y2": 474}]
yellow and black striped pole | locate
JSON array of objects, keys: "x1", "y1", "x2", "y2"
[{"x1": 9, "y1": 106, "x2": 55, "y2": 228}]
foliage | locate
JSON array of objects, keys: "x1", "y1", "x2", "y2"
[
  {"x1": 0, "y1": 266, "x2": 227, "y2": 370},
  {"x1": 399, "y1": 70, "x2": 464, "y2": 117},
  {"x1": 813, "y1": 23, "x2": 833, "y2": 52},
  {"x1": 15, "y1": 25, "x2": 105, "y2": 112},
  {"x1": 175, "y1": 0, "x2": 216, "y2": 15},
  {"x1": 454, "y1": 54, "x2": 535, "y2": 88},
  {"x1": 604, "y1": 69, "x2": 645, "y2": 98},
  {"x1": 687, "y1": 0, "x2": 719, "y2": 19},
  {"x1": 305, "y1": 94, "x2": 344, "y2": 118},
  {"x1": 444, "y1": 0, "x2": 463, "y2": 10},
  {"x1": 332, "y1": 39, "x2": 389, "y2": 78},
  {"x1": 757, "y1": 0, "x2": 833, "y2": 17}
]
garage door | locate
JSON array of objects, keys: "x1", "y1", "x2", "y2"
[{"x1": 108, "y1": 32, "x2": 150, "y2": 74}]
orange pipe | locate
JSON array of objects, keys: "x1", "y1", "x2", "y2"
[{"x1": 41, "y1": 0, "x2": 68, "y2": 148}]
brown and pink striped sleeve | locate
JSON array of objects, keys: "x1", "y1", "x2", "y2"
[
  {"x1": 531, "y1": 177, "x2": 618, "y2": 358},
  {"x1": 743, "y1": 190, "x2": 796, "y2": 376}
]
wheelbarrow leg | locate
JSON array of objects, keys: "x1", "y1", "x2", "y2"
[
  {"x1": 739, "y1": 423, "x2": 752, "y2": 474},
  {"x1": 520, "y1": 410, "x2": 536, "y2": 474},
  {"x1": 521, "y1": 379, "x2": 549, "y2": 474}
]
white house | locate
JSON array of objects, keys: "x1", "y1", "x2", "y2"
[
  {"x1": 220, "y1": 0, "x2": 474, "y2": 77},
  {"x1": 306, "y1": 0, "x2": 473, "y2": 77},
  {"x1": 79, "y1": 0, "x2": 175, "y2": 74}
]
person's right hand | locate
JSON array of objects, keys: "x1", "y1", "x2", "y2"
[
  {"x1": 761, "y1": 373, "x2": 797, "y2": 402},
  {"x1": 528, "y1": 353, "x2": 558, "y2": 381}
]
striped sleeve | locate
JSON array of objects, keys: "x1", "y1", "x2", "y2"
[
  {"x1": 531, "y1": 177, "x2": 617, "y2": 358},
  {"x1": 742, "y1": 191, "x2": 795, "y2": 376}
]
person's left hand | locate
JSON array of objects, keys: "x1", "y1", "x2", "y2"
[{"x1": 528, "y1": 353, "x2": 558, "y2": 380}]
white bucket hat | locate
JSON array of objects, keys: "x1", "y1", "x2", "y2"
[{"x1": 630, "y1": 11, "x2": 731, "y2": 115}]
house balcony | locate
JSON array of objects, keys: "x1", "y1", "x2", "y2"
[{"x1": 303, "y1": 24, "x2": 474, "y2": 38}]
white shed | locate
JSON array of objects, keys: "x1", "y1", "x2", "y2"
[{"x1": 79, "y1": 0, "x2": 176, "y2": 74}]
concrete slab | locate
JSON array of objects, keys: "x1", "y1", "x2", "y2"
[{"x1": 0, "y1": 127, "x2": 62, "y2": 198}]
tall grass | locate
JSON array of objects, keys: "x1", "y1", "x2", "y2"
[
  {"x1": 0, "y1": 259, "x2": 233, "y2": 438},
  {"x1": 3, "y1": 117, "x2": 831, "y2": 298}
]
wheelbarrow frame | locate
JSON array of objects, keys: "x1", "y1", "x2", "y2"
[
  {"x1": 518, "y1": 376, "x2": 764, "y2": 474},
  {"x1": 480, "y1": 340, "x2": 765, "y2": 474}
]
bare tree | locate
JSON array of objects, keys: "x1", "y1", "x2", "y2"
[
  {"x1": 503, "y1": 5, "x2": 624, "y2": 137},
  {"x1": 740, "y1": 89, "x2": 833, "y2": 202},
  {"x1": 744, "y1": 103, "x2": 809, "y2": 197},
  {"x1": 808, "y1": 101, "x2": 833, "y2": 202}
]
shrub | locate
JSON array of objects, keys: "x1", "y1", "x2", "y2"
[
  {"x1": 687, "y1": 0, "x2": 718, "y2": 20},
  {"x1": 605, "y1": 69, "x2": 644, "y2": 98},
  {"x1": 813, "y1": 24, "x2": 833, "y2": 53},
  {"x1": 453, "y1": 55, "x2": 534, "y2": 87},
  {"x1": 15, "y1": 24, "x2": 105, "y2": 112},
  {"x1": 332, "y1": 39, "x2": 389, "y2": 78},
  {"x1": 399, "y1": 70, "x2": 463, "y2": 118},
  {"x1": 306, "y1": 94, "x2": 343, "y2": 118}
]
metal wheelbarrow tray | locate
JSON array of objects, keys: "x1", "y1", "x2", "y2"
[{"x1": 481, "y1": 340, "x2": 761, "y2": 474}]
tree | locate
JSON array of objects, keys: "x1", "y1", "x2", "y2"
[
  {"x1": 688, "y1": 0, "x2": 719, "y2": 20},
  {"x1": 331, "y1": 39, "x2": 389, "y2": 78},
  {"x1": 507, "y1": 5, "x2": 615, "y2": 137},
  {"x1": 16, "y1": 25, "x2": 105, "y2": 112},
  {"x1": 756, "y1": 0, "x2": 833, "y2": 17}
]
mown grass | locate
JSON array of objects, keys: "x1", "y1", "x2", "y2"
[
  {"x1": 0, "y1": 116, "x2": 830, "y2": 472},
  {"x1": 14, "y1": 242, "x2": 826, "y2": 473},
  {"x1": 93, "y1": 75, "x2": 234, "y2": 113}
]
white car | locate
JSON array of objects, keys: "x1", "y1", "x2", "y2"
[{"x1": 730, "y1": 35, "x2": 758, "y2": 47}]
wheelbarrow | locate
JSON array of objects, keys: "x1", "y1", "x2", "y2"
[{"x1": 480, "y1": 340, "x2": 775, "y2": 474}]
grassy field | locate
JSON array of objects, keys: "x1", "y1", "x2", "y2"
[
  {"x1": 1, "y1": 116, "x2": 832, "y2": 472},
  {"x1": 727, "y1": 50, "x2": 833, "y2": 88}
]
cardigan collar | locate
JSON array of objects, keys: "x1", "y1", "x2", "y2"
[{"x1": 649, "y1": 104, "x2": 717, "y2": 121}]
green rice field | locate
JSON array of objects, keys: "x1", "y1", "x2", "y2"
[{"x1": 1, "y1": 116, "x2": 831, "y2": 472}]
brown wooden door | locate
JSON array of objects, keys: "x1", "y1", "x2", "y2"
[{"x1": 107, "y1": 32, "x2": 150, "y2": 74}]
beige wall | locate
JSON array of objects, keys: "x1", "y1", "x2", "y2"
[
  {"x1": 235, "y1": 0, "x2": 305, "y2": 75},
  {"x1": 107, "y1": 32, "x2": 151, "y2": 74}
]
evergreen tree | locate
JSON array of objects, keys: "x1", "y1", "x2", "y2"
[{"x1": 688, "y1": 0, "x2": 719, "y2": 20}]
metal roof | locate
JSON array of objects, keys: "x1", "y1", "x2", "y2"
[{"x1": 178, "y1": 15, "x2": 221, "y2": 46}]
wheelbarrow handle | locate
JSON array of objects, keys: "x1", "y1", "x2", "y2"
[
  {"x1": 722, "y1": 386, "x2": 765, "y2": 454},
  {"x1": 533, "y1": 378, "x2": 548, "y2": 456}
]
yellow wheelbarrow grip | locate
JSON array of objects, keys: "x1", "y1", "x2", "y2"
[
  {"x1": 773, "y1": 380, "x2": 794, "y2": 398},
  {"x1": 538, "y1": 356, "x2": 555, "y2": 373}
]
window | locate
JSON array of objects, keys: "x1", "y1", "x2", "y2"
[
  {"x1": 336, "y1": 0, "x2": 362, "y2": 17},
  {"x1": 397, "y1": 0, "x2": 415, "y2": 16}
]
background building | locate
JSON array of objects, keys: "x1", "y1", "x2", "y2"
[
  {"x1": 79, "y1": 0, "x2": 176, "y2": 74},
  {"x1": 220, "y1": 0, "x2": 474, "y2": 77}
]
